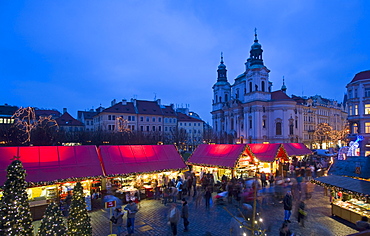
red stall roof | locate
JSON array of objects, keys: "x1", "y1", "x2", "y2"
[
  {"x1": 99, "y1": 145, "x2": 187, "y2": 175},
  {"x1": 281, "y1": 143, "x2": 312, "y2": 156},
  {"x1": 248, "y1": 144, "x2": 288, "y2": 162},
  {"x1": 187, "y1": 144, "x2": 246, "y2": 168},
  {"x1": 0, "y1": 146, "x2": 104, "y2": 185}
]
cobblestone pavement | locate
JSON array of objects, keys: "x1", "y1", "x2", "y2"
[{"x1": 33, "y1": 185, "x2": 358, "y2": 236}]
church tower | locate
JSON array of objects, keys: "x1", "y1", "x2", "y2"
[
  {"x1": 212, "y1": 53, "x2": 231, "y2": 133},
  {"x1": 243, "y1": 29, "x2": 271, "y2": 103}
]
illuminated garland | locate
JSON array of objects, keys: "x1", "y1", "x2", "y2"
[
  {"x1": 311, "y1": 179, "x2": 370, "y2": 199},
  {"x1": 105, "y1": 167, "x2": 189, "y2": 178},
  {"x1": 26, "y1": 176, "x2": 104, "y2": 188}
]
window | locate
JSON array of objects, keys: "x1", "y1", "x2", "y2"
[
  {"x1": 231, "y1": 118, "x2": 234, "y2": 130},
  {"x1": 184, "y1": 123, "x2": 187, "y2": 126},
  {"x1": 132, "y1": 125, "x2": 135, "y2": 131},
  {"x1": 249, "y1": 82, "x2": 252, "y2": 92},
  {"x1": 349, "y1": 106, "x2": 353, "y2": 116},
  {"x1": 165, "y1": 127, "x2": 168, "y2": 131},
  {"x1": 355, "y1": 89, "x2": 358, "y2": 98},
  {"x1": 165, "y1": 118, "x2": 168, "y2": 123},
  {"x1": 348, "y1": 90, "x2": 352, "y2": 99},
  {"x1": 289, "y1": 124, "x2": 294, "y2": 135},
  {"x1": 262, "y1": 119, "x2": 266, "y2": 128},
  {"x1": 249, "y1": 119, "x2": 252, "y2": 129},
  {"x1": 225, "y1": 94, "x2": 228, "y2": 101},
  {"x1": 146, "y1": 117, "x2": 149, "y2": 122},
  {"x1": 189, "y1": 123, "x2": 191, "y2": 126},
  {"x1": 140, "y1": 126, "x2": 144, "y2": 131},
  {"x1": 159, "y1": 117, "x2": 162, "y2": 122},
  {"x1": 355, "y1": 105, "x2": 359, "y2": 115},
  {"x1": 152, "y1": 126, "x2": 155, "y2": 131},
  {"x1": 365, "y1": 88, "x2": 370, "y2": 97},
  {"x1": 353, "y1": 123, "x2": 358, "y2": 133},
  {"x1": 198, "y1": 123, "x2": 200, "y2": 126},
  {"x1": 365, "y1": 104, "x2": 370, "y2": 115},
  {"x1": 153, "y1": 117, "x2": 156, "y2": 122},
  {"x1": 366, "y1": 123, "x2": 370, "y2": 133},
  {"x1": 146, "y1": 126, "x2": 149, "y2": 131},
  {"x1": 112, "y1": 115, "x2": 115, "y2": 120},
  {"x1": 159, "y1": 126, "x2": 161, "y2": 131},
  {"x1": 108, "y1": 115, "x2": 111, "y2": 120},
  {"x1": 180, "y1": 123, "x2": 182, "y2": 126},
  {"x1": 261, "y1": 81, "x2": 265, "y2": 92},
  {"x1": 132, "y1": 116, "x2": 135, "y2": 121},
  {"x1": 295, "y1": 120, "x2": 298, "y2": 129},
  {"x1": 219, "y1": 97, "x2": 222, "y2": 103},
  {"x1": 128, "y1": 116, "x2": 131, "y2": 121},
  {"x1": 140, "y1": 117, "x2": 144, "y2": 122},
  {"x1": 276, "y1": 122, "x2": 282, "y2": 135}
]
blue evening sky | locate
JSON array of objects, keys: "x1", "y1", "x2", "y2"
[{"x1": 1, "y1": 1, "x2": 369, "y2": 123}]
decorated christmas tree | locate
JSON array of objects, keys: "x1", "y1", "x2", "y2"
[
  {"x1": 67, "y1": 182, "x2": 92, "y2": 236},
  {"x1": 38, "y1": 201, "x2": 67, "y2": 236},
  {"x1": 0, "y1": 158, "x2": 33, "y2": 236}
]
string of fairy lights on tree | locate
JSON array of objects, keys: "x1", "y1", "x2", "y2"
[
  {"x1": 12, "y1": 107, "x2": 58, "y2": 144},
  {"x1": 67, "y1": 182, "x2": 92, "y2": 236},
  {"x1": 0, "y1": 156, "x2": 34, "y2": 236},
  {"x1": 38, "y1": 201, "x2": 67, "y2": 235}
]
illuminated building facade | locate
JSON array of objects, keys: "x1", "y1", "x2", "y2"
[
  {"x1": 346, "y1": 70, "x2": 370, "y2": 156},
  {"x1": 211, "y1": 31, "x2": 347, "y2": 146}
]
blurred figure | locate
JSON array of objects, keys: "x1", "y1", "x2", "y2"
[
  {"x1": 168, "y1": 203, "x2": 181, "y2": 236},
  {"x1": 283, "y1": 191, "x2": 293, "y2": 223},
  {"x1": 297, "y1": 201, "x2": 306, "y2": 227},
  {"x1": 356, "y1": 216, "x2": 370, "y2": 231},
  {"x1": 279, "y1": 222, "x2": 293, "y2": 236}
]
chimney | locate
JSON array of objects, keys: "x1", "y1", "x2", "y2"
[
  {"x1": 122, "y1": 99, "x2": 127, "y2": 105},
  {"x1": 63, "y1": 108, "x2": 67, "y2": 114},
  {"x1": 111, "y1": 99, "x2": 116, "y2": 106}
]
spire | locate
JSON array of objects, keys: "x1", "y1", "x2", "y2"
[
  {"x1": 217, "y1": 52, "x2": 227, "y2": 82},
  {"x1": 281, "y1": 76, "x2": 287, "y2": 93},
  {"x1": 254, "y1": 27, "x2": 258, "y2": 42},
  {"x1": 249, "y1": 28, "x2": 264, "y2": 67}
]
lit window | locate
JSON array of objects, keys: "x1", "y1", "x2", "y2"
[
  {"x1": 0, "y1": 118, "x2": 3, "y2": 123},
  {"x1": 355, "y1": 105, "x2": 359, "y2": 115},
  {"x1": 353, "y1": 123, "x2": 358, "y2": 133},
  {"x1": 349, "y1": 106, "x2": 353, "y2": 116},
  {"x1": 365, "y1": 104, "x2": 370, "y2": 115},
  {"x1": 366, "y1": 123, "x2": 370, "y2": 133}
]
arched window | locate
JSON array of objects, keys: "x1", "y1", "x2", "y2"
[
  {"x1": 276, "y1": 122, "x2": 282, "y2": 135},
  {"x1": 289, "y1": 124, "x2": 294, "y2": 135},
  {"x1": 249, "y1": 82, "x2": 252, "y2": 93},
  {"x1": 353, "y1": 123, "x2": 358, "y2": 134},
  {"x1": 219, "y1": 96, "x2": 222, "y2": 103},
  {"x1": 261, "y1": 81, "x2": 265, "y2": 92},
  {"x1": 225, "y1": 94, "x2": 228, "y2": 101}
]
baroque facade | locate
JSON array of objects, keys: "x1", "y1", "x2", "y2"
[{"x1": 211, "y1": 32, "x2": 347, "y2": 146}]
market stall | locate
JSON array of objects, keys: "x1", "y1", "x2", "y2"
[
  {"x1": 313, "y1": 175, "x2": 370, "y2": 224},
  {"x1": 281, "y1": 143, "x2": 312, "y2": 158},
  {"x1": 0, "y1": 145, "x2": 104, "y2": 220},
  {"x1": 245, "y1": 143, "x2": 288, "y2": 177},
  {"x1": 98, "y1": 145, "x2": 187, "y2": 202}
]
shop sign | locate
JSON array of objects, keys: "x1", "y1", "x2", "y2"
[{"x1": 105, "y1": 200, "x2": 116, "y2": 209}]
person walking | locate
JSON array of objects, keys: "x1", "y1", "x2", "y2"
[
  {"x1": 297, "y1": 201, "x2": 306, "y2": 227},
  {"x1": 168, "y1": 203, "x2": 181, "y2": 236},
  {"x1": 112, "y1": 207, "x2": 125, "y2": 236},
  {"x1": 204, "y1": 187, "x2": 212, "y2": 210},
  {"x1": 176, "y1": 176, "x2": 183, "y2": 200},
  {"x1": 181, "y1": 198, "x2": 189, "y2": 232},
  {"x1": 124, "y1": 200, "x2": 139, "y2": 236},
  {"x1": 283, "y1": 191, "x2": 293, "y2": 223}
]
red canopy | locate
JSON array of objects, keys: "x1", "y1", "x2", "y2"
[
  {"x1": 0, "y1": 146, "x2": 103, "y2": 185},
  {"x1": 281, "y1": 143, "x2": 312, "y2": 156},
  {"x1": 247, "y1": 144, "x2": 288, "y2": 162},
  {"x1": 187, "y1": 144, "x2": 246, "y2": 168},
  {"x1": 99, "y1": 145, "x2": 187, "y2": 175}
]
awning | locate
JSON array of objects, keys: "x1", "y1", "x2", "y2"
[
  {"x1": 314, "y1": 175, "x2": 370, "y2": 196},
  {"x1": 247, "y1": 143, "x2": 288, "y2": 162},
  {"x1": 0, "y1": 146, "x2": 104, "y2": 185},
  {"x1": 186, "y1": 144, "x2": 246, "y2": 169},
  {"x1": 281, "y1": 143, "x2": 312, "y2": 156},
  {"x1": 99, "y1": 145, "x2": 187, "y2": 175}
]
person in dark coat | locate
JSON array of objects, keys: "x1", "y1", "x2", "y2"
[
  {"x1": 283, "y1": 191, "x2": 293, "y2": 222},
  {"x1": 181, "y1": 198, "x2": 189, "y2": 232},
  {"x1": 204, "y1": 187, "x2": 212, "y2": 210},
  {"x1": 124, "y1": 200, "x2": 139, "y2": 236}
]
